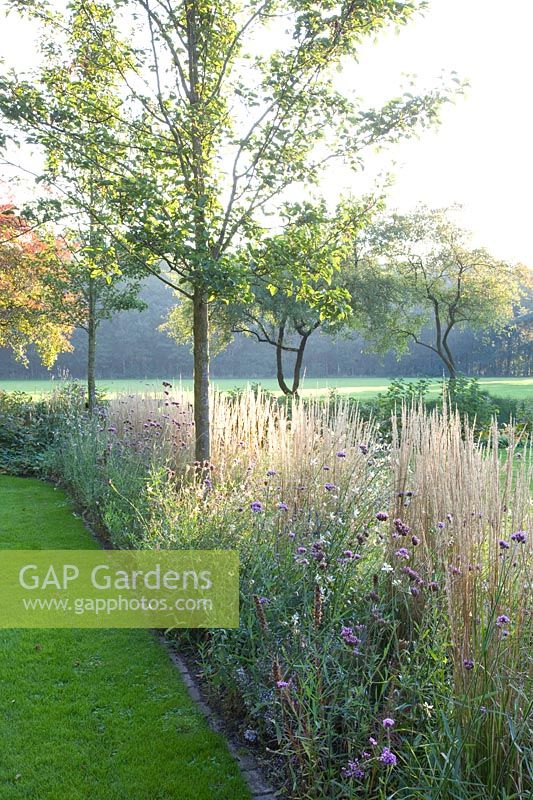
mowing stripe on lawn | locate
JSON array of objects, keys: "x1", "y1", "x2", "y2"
[{"x1": 0, "y1": 475, "x2": 250, "y2": 800}]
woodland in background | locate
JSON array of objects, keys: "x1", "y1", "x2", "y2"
[{"x1": 0, "y1": 278, "x2": 530, "y2": 380}]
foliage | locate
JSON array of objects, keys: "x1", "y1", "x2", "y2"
[
  {"x1": 0, "y1": 383, "x2": 89, "y2": 475},
  {"x1": 350, "y1": 207, "x2": 528, "y2": 377},
  {"x1": 165, "y1": 199, "x2": 376, "y2": 394},
  {"x1": 0, "y1": 204, "x2": 75, "y2": 366}
]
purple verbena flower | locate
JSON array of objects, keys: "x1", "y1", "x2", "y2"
[
  {"x1": 341, "y1": 760, "x2": 365, "y2": 780},
  {"x1": 379, "y1": 747, "x2": 397, "y2": 766},
  {"x1": 395, "y1": 547, "x2": 410, "y2": 560},
  {"x1": 278, "y1": 501, "x2": 289, "y2": 511},
  {"x1": 376, "y1": 511, "x2": 389, "y2": 522},
  {"x1": 511, "y1": 530, "x2": 527, "y2": 543},
  {"x1": 324, "y1": 482, "x2": 336, "y2": 491},
  {"x1": 463, "y1": 658, "x2": 475, "y2": 670},
  {"x1": 411, "y1": 535, "x2": 420, "y2": 546},
  {"x1": 499, "y1": 539, "x2": 510, "y2": 550},
  {"x1": 250, "y1": 501, "x2": 263, "y2": 513},
  {"x1": 337, "y1": 450, "x2": 347, "y2": 458},
  {"x1": 394, "y1": 518, "x2": 411, "y2": 537},
  {"x1": 341, "y1": 626, "x2": 361, "y2": 646},
  {"x1": 496, "y1": 614, "x2": 510, "y2": 627},
  {"x1": 382, "y1": 718, "x2": 395, "y2": 729}
]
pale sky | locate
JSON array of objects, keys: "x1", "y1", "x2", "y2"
[{"x1": 1, "y1": 0, "x2": 533, "y2": 264}]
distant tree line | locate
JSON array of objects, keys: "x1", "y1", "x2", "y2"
[{"x1": 1, "y1": 277, "x2": 530, "y2": 381}]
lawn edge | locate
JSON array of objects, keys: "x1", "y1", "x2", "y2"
[
  {"x1": 158, "y1": 634, "x2": 279, "y2": 800},
  {"x1": 41, "y1": 475, "x2": 278, "y2": 800}
]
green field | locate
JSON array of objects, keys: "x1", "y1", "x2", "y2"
[{"x1": 0, "y1": 375, "x2": 532, "y2": 401}]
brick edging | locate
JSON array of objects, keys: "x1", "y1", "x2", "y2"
[{"x1": 158, "y1": 634, "x2": 278, "y2": 800}]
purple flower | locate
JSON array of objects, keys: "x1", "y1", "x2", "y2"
[
  {"x1": 379, "y1": 747, "x2": 397, "y2": 766},
  {"x1": 376, "y1": 511, "x2": 389, "y2": 522},
  {"x1": 359, "y1": 444, "x2": 369, "y2": 455},
  {"x1": 428, "y1": 581, "x2": 439, "y2": 592},
  {"x1": 446, "y1": 513, "x2": 453, "y2": 522},
  {"x1": 369, "y1": 737, "x2": 378, "y2": 747},
  {"x1": 297, "y1": 546, "x2": 307, "y2": 554},
  {"x1": 244, "y1": 728, "x2": 257, "y2": 742},
  {"x1": 341, "y1": 626, "x2": 361, "y2": 646},
  {"x1": 278, "y1": 501, "x2": 288, "y2": 511},
  {"x1": 258, "y1": 597, "x2": 269, "y2": 605},
  {"x1": 250, "y1": 501, "x2": 264, "y2": 513},
  {"x1": 499, "y1": 539, "x2": 510, "y2": 550},
  {"x1": 276, "y1": 680, "x2": 290, "y2": 689},
  {"x1": 324, "y1": 482, "x2": 336, "y2": 491},
  {"x1": 463, "y1": 658, "x2": 475, "y2": 670},
  {"x1": 496, "y1": 614, "x2": 510, "y2": 627},
  {"x1": 337, "y1": 450, "x2": 347, "y2": 458},
  {"x1": 410, "y1": 586, "x2": 421, "y2": 597},
  {"x1": 437, "y1": 521, "x2": 445, "y2": 529},
  {"x1": 411, "y1": 535, "x2": 420, "y2": 546},
  {"x1": 394, "y1": 518, "x2": 410, "y2": 537},
  {"x1": 402, "y1": 566, "x2": 422, "y2": 582},
  {"x1": 341, "y1": 759, "x2": 365, "y2": 779},
  {"x1": 511, "y1": 530, "x2": 527, "y2": 543},
  {"x1": 395, "y1": 547, "x2": 410, "y2": 560},
  {"x1": 266, "y1": 469, "x2": 277, "y2": 477},
  {"x1": 382, "y1": 717, "x2": 395, "y2": 729}
]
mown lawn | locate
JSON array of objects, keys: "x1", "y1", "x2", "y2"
[
  {"x1": 1, "y1": 375, "x2": 532, "y2": 400},
  {"x1": 0, "y1": 476, "x2": 249, "y2": 800}
]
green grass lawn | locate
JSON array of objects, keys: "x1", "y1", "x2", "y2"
[
  {"x1": 1, "y1": 375, "x2": 532, "y2": 401},
  {"x1": 0, "y1": 476, "x2": 250, "y2": 800}
]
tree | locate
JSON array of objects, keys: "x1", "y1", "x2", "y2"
[
  {"x1": 0, "y1": 0, "x2": 454, "y2": 458},
  {"x1": 350, "y1": 207, "x2": 528, "y2": 378},
  {"x1": 0, "y1": 204, "x2": 74, "y2": 367},
  {"x1": 181, "y1": 199, "x2": 371, "y2": 396},
  {"x1": 46, "y1": 229, "x2": 145, "y2": 410}
]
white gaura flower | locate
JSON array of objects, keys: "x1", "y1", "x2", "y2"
[{"x1": 381, "y1": 563, "x2": 394, "y2": 573}]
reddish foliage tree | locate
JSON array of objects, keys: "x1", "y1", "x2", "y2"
[{"x1": 0, "y1": 204, "x2": 76, "y2": 367}]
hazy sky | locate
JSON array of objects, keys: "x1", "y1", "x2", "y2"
[{"x1": 1, "y1": 0, "x2": 532, "y2": 263}]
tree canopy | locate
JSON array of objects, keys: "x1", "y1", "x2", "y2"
[
  {"x1": 0, "y1": 204, "x2": 75, "y2": 366},
  {"x1": 349, "y1": 207, "x2": 528, "y2": 377}
]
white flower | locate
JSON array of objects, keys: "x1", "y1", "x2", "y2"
[{"x1": 381, "y1": 563, "x2": 394, "y2": 573}]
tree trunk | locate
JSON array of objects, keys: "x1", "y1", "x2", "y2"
[
  {"x1": 193, "y1": 288, "x2": 210, "y2": 461},
  {"x1": 276, "y1": 322, "x2": 292, "y2": 396},
  {"x1": 87, "y1": 275, "x2": 97, "y2": 413},
  {"x1": 291, "y1": 332, "x2": 310, "y2": 396},
  {"x1": 437, "y1": 346, "x2": 456, "y2": 379}
]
